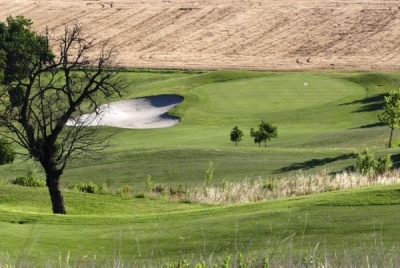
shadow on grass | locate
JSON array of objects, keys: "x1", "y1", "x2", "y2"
[
  {"x1": 274, "y1": 153, "x2": 356, "y2": 173},
  {"x1": 390, "y1": 153, "x2": 400, "y2": 169},
  {"x1": 340, "y1": 93, "x2": 386, "y2": 113},
  {"x1": 357, "y1": 122, "x2": 386, "y2": 128}
]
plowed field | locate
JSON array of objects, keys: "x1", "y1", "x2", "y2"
[{"x1": 1, "y1": 0, "x2": 400, "y2": 70}]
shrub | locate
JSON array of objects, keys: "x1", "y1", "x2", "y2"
[
  {"x1": 377, "y1": 154, "x2": 393, "y2": 174},
  {"x1": 10, "y1": 175, "x2": 45, "y2": 187},
  {"x1": 355, "y1": 149, "x2": 392, "y2": 175},
  {"x1": 10, "y1": 164, "x2": 47, "y2": 188},
  {"x1": 68, "y1": 182, "x2": 106, "y2": 194},
  {"x1": 169, "y1": 185, "x2": 186, "y2": 197},
  {"x1": 153, "y1": 184, "x2": 166, "y2": 194},
  {"x1": 0, "y1": 138, "x2": 15, "y2": 165},
  {"x1": 392, "y1": 138, "x2": 400, "y2": 147},
  {"x1": 117, "y1": 185, "x2": 132, "y2": 196},
  {"x1": 355, "y1": 149, "x2": 377, "y2": 175}
]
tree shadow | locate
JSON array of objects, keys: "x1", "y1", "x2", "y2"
[
  {"x1": 274, "y1": 153, "x2": 356, "y2": 173},
  {"x1": 339, "y1": 93, "x2": 386, "y2": 113},
  {"x1": 356, "y1": 121, "x2": 386, "y2": 129},
  {"x1": 389, "y1": 153, "x2": 400, "y2": 169}
]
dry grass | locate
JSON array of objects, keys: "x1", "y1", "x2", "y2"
[
  {"x1": 154, "y1": 169, "x2": 400, "y2": 204},
  {"x1": 1, "y1": 0, "x2": 400, "y2": 71}
]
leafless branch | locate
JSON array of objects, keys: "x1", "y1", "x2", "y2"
[{"x1": 0, "y1": 22, "x2": 128, "y2": 171}]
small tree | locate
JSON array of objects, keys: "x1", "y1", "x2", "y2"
[
  {"x1": 230, "y1": 126, "x2": 244, "y2": 146},
  {"x1": 250, "y1": 121, "x2": 278, "y2": 147},
  {"x1": 145, "y1": 175, "x2": 153, "y2": 193},
  {"x1": 379, "y1": 89, "x2": 400, "y2": 148},
  {"x1": 249, "y1": 127, "x2": 265, "y2": 147}
]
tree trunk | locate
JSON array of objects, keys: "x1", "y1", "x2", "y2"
[
  {"x1": 46, "y1": 169, "x2": 66, "y2": 214},
  {"x1": 389, "y1": 128, "x2": 394, "y2": 148}
]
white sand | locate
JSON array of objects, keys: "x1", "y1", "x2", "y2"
[{"x1": 67, "y1": 95, "x2": 183, "y2": 129}]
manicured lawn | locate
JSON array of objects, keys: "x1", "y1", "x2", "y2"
[{"x1": 1, "y1": 71, "x2": 399, "y2": 190}]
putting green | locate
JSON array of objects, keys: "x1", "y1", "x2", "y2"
[
  {"x1": 183, "y1": 75, "x2": 364, "y2": 127},
  {"x1": 196, "y1": 76, "x2": 358, "y2": 110}
]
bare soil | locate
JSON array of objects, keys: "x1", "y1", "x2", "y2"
[{"x1": 2, "y1": 0, "x2": 400, "y2": 71}]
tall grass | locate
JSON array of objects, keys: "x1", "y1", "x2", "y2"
[
  {"x1": 155, "y1": 169, "x2": 400, "y2": 205},
  {"x1": 5, "y1": 164, "x2": 400, "y2": 205}
]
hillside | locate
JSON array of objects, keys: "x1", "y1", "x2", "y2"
[{"x1": 1, "y1": 0, "x2": 400, "y2": 71}]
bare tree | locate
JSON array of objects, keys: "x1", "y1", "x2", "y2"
[{"x1": 0, "y1": 23, "x2": 128, "y2": 214}]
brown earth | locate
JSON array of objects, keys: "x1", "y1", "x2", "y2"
[{"x1": 1, "y1": 0, "x2": 400, "y2": 71}]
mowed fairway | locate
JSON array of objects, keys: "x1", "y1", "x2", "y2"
[
  {"x1": 0, "y1": 71, "x2": 395, "y2": 189},
  {"x1": 53, "y1": 72, "x2": 398, "y2": 187}
]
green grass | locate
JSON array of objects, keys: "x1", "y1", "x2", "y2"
[
  {"x1": 2, "y1": 70, "x2": 400, "y2": 265},
  {"x1": 1, "y1": 183, "x2": 400, "y2": 265},
  {"x1": 95, "y1": 71, "x2": 399, "y2": 152},
  {"x1": 2, "y1": 70, "x2": 399, "y2": 190}
]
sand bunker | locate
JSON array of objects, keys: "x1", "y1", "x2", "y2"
[{"x1": 67, "y1": 95, "x2": 183, "y2": 129}]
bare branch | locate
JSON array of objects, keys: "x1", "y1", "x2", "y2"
[{"x1": 0, "y1": 20, "x2": 128, "y2": 213}]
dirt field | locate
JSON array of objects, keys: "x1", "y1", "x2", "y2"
[{"x1": 1, "y1": 0, "x2": 400, "y2": 71}]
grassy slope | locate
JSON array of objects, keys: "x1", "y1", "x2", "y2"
[{"x1": 1, "y1": 183, "x2": 400, "y2": 265}]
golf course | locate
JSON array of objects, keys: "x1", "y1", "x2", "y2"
[
  {"x1": 1, "y1": 70, "x2": 400, "y2": 266},
  {"x1": 1, "y1": 0, "x2": 400, "y2": 266}
]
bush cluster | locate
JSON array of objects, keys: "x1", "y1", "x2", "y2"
[
  {"x1": 10, "y1": 175, "x2": 45, "y2": 187},
  {"x1": 68, "y1": 182, "x2": 107, "y2": 194},
  {"x1": 355, "y1": 149, "x2": 392, "y2": 175}
]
